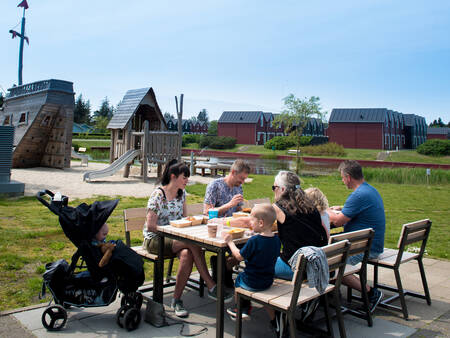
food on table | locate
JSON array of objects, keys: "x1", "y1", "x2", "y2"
[
  {"x1": 170, "y1": 219, "x2": 192, "y2": 228},
  {"x1": 226, "y1": 228, "x2": 245, "y2": 239},
  {"x1": 242, "y1": 207, "x2": 252, "y2": 213},
  {"x1": 184, "y1": 215, "x2": 203, "y2": 225}
]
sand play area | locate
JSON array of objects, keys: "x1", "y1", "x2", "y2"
[{"x1": 11, "y1": 162, "x2": 215, "y2": 199}]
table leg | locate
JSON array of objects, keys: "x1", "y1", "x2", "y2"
[
  {"x1": 216, "y1": 249, "x2": 225, "y2": 338},
  {"x1": 154, "y1": 235, "x2": 164, "y2": 303}
]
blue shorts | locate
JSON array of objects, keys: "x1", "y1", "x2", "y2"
[
  {"x1": 347, "y1": 252, "x2": 381, "y2": 266},
  {"x1": 274, "y1": 257, "x2": 294, "y2": 281},
  {"x1": 235, "y1": 273, "x2": 268, "y2": 292}
]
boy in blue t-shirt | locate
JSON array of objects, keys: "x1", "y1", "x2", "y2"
[{"x1": 223, "y1": 203, "x2": 281, "y2": 320}]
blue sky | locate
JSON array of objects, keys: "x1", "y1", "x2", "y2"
[{"x1": 2, "y1": 0, "x2": 449, "y2": 122}]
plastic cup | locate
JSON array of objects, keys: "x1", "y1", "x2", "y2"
[
  {"x1": 207, "y1": 224, "x2": 218, "y2": 237},
  {"x1": 208, "y1": 208, "x2": 219, "y2": 219}
]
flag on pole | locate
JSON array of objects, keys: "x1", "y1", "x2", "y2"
[{"x1": 17, "y1": 0, "x2": 29, "y2": 9}]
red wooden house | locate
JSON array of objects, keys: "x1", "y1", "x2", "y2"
[
  {"x1": 427, "y1": 127, "x2": 449, "y2": 140},
  {"x1": 218, "y1": 111, "x2": 268, "y2": 145},
  {"x1": 327, "y1": 108, "x2": 427, "y2": 150}
]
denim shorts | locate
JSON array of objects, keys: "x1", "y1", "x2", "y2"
[
  {"x1": 235, "y1": 273, "x2": 269, "y2": 292},
  {"x1": 274, "y1": 256, "x2": 294, "y2": 281},
  {"x1": 347, "y1": 252, "x2": 380, "y2": 266}
]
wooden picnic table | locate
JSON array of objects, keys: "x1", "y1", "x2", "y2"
[
  {"x1": 155, "y1": 224, "x2": 251, "y2": 338},
  {"x1": 195, "y1": 162, "x2": 231, "y2": 176}
]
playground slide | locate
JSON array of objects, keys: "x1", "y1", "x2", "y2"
[
  {"x1": 71, "y1": 149, "x2": 89, "y2": 166},
  {"x1": 83, "y1": 149, "x2": 141, "y2": 182}
]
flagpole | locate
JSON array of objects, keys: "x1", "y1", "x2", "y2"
[{"x1": 18, "y1": 7, "x2": 26, "y2": 85}]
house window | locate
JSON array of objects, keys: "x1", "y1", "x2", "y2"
[
  {"x1": 18, "y1": 112, "x2": 28, "y2": 125},
  {"x1": 118, "y1": 129, "x2": 123, "y2": 140},
  {"x1": 385, "y1": 134, "x2": 389, "y2": 145},
  {"x1": 392, "y1": 135, "x2": 395, "y2": 145},
  {"x1": 260, "y1": 116, "x2": 263, "y2": 127},
  {"x1": 402, "y1": 135, "x2": 405, "y2": 144},
  {"x1": 2, "y1": 115, "x2": 12, "y2": 126}
]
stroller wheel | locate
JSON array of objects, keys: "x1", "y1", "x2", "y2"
[
  {"x1": 124, "y1": 307, "x2": 141, "y2": 331},
  {"x1": 121, "y1": 292, "x2": 143, "y2": 310},
  {"x1": 41, "y1": 305, "x2": 67, "y2": 331},
  {"x1": 116, "y1": 305, "x2": 128, "y2": 328}
]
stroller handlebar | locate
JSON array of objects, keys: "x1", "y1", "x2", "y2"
[
  {"x1": 37, "y1": 190, "x2": 69, "y2": 214},
  {"x1": 36, "y1": 190, "x2": 54, "y2": 208}
]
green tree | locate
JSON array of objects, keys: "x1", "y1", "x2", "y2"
[
  {"x1": 93, "y1": 115, "x2": 110, "y2": 133},
  {"x1": 93, "y1": 97, "x2": 114, "y2": 119},
  {"x1": 0, "y1": 92, "x2": 4, "y2": 107},
  {"x1": 208, "y1": 120, "x2": 218, "y2": 135},
  {"x1": 197, "y1": 109, "x2": 209, "y2": 123},
  {"x1": 429, "y1": 117, "x2": 446, "y2": 128},
  {"x1": 274, "y1": 94, "x2": 325, "y2": 173},
  {"x1": 73, "y1": 94, "x2": 91, "y2": 124},
  {"x1": 164, "y1": 112, "x2": 175, "y2": 120}
]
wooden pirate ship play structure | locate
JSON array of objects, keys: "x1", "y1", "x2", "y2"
[
  {"x1": 1, "y1": 2, "x2": 74, "y2": 170},
  {"x1": 0, "y1": 79, "x2": 75, "y2": 169},
  {"x1": 83, "y1": 88, "x2": 183, "y2": 182}
]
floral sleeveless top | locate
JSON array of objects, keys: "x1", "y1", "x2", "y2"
[{"x1": 143, "y1": 187, "x2": 185, "y2": 240}]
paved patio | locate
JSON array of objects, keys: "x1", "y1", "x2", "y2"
[{"x1": 1, "y1": 257, "x2": 449, "y2": 337}]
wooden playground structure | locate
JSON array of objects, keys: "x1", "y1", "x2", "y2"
[{"x1": 84, "y1": 88, "x2": 182, "y2": 182}]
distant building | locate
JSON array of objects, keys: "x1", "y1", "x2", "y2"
[
  {"x1": 73, "y1": 123, "x2": 94, "y2": 134},
  {"x1": 217, "y1": 111, "x2": 325, "y2": 145},
  {"x1": 164, "y1": 117, "x2": 208, "y2": 135},
  {"x1": 218, "y1": 111, "x2": 271, "y2": 145},
  {"x1": 327, "y1": 108, "x2": 427, "y2": 150},
  {"x1": 427, "y1": 127, "x2": 449, "y2": 140}
]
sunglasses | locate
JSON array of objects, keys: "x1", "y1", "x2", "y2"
[{"x1": 271, "y1": 185, "x2": 279, "y2": 191}]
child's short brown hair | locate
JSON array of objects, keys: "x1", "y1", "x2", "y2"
[
  {"x1": 251, "y1": 203, "x2": 276, "y2": 229},
  {"x1": 304, "y1": 187, "x2": 329, "y2": 213}
]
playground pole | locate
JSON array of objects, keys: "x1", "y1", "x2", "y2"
[{"x1": 18, "y1": 7, "x2": 26, "y2": 85}]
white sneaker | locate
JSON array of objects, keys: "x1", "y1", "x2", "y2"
[{"x1": 171, "y1": 299, "x2": 189, "y2": 318}]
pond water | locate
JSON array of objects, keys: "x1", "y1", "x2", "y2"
[{"x1": 202, "y1": 156, "x2": 338, "y2": 176}]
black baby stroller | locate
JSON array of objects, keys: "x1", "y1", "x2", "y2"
[{"x1": 37, "y1": 190, "x2": 145, "y2": 331}]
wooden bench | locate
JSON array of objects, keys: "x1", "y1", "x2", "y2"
[
  {"x1": 195, "y1": 163, "x2": 231, "y2": 176},
  {"x1": 124, "y1": 204, "x2": 205, "y2": 297},
  {"x1": 330, "y1": 228, "x2": 375, "y2": 326},
  {"x1": 235, "y1": 240, "x2": 351, "y2": 338}
]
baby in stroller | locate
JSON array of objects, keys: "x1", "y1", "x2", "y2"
[{"x1": 38, "y1": 190, "x2": 145, "y2": 332}]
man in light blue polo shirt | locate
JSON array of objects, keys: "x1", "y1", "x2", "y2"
[{"x1": 328, "y1": 160, "x2": 385, "y2": 313}]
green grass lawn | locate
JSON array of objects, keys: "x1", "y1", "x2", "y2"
[
  {"x1": 1, "y1": 173, "x2": 448, "y2": 311},
  {"x1": 183, "y1": 144, "x2": 449, "y2": 164}
]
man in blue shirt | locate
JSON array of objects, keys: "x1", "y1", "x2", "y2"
[
  {"x1": 328, "y1": 160, "x2": 385, "y2": 312},
  {"x1": 203, "y1": 159, "x2": 250, "y2": 217}
]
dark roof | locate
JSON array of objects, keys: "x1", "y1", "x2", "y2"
[
  {"x1": 263, "y1": 112, "x2": 273, "y2": 122},
  {"x1": 427, "y1": 127, "x2": 449, "y2": 135},
  {"x1": 107, "y1": 87, "x2": 165, "y2": 129},
  {"x1": 329, "y1": 108, "x2": 388, "y2": 123},
  {"x1": 219, "y1": 111, "x2": 264, "y2": 124}
]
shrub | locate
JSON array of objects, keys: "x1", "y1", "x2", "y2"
[
  {"x1": 310, "y1": 136, "x2": 329, "y2": 146},
  {"x1": 300, "y1": 142, "x2": 347, "y2": 157},
  {"x1": 299, "y1": 136, "x2": 313, "y2": 146},
  {"x1": 416, "y1": 139, "x2": 450, "y2": 157},
  {"x1": 72, "y1": 133, "x2": 110, "y2": 139},
  {"x1": 199, "y1": 136, "x2": 236, "y2": 149},
  {"x1": 182, "y1": 134, "x2": 202, "y2": 146},
  {"x1": 264, "y1": 136, "x2": 296, "y2": 150}
]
